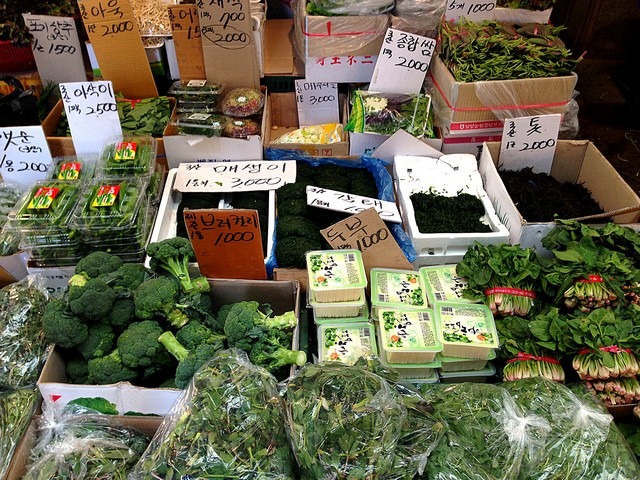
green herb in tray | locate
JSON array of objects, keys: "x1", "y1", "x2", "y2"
[
  {"x1": 13, "y1": 180, "x2": 81, "y2": 227},
  {"x1": 99, "y1": 136, "x2": 157, "y2": 177},
  {"x1": 171, "y1": 112, "x2": 226, "y2": 137},
  {"x1": 168, "y1": 79, "x2": 225, "y2": 104},
  {"x1": 410, "y1": 189, "x2": 493, "y2": 233}
]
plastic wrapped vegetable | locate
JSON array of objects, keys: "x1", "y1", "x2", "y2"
[
  {"x1": 283, "y1": 362, "x2": 406, "y2": 479},
  {"x1": 130, "y1": 349, "x2": 295, "y2": 479},
  {"x1": 223, "y1": 117, "x2": 261, "y2": 138},
  {"x1": 307, "y1": 0, "x2": 394, "y2": 16},
  {"x1": 220, "y1": 88, "x2": 264, "y2": 117},
  {"x1": 0, "y1": 275, "x2": 49, "y2": 388},
  {"x1": 0, "y1": 387, "x2": 39, "y2": 479},
  {"x1": 22, "y1": 403, "x2": 150, "y2": 480},
  {"x1": 273, "y1": 123, "x2": 343, "y2": 144},
  {"x1": 346, "y1": 91, "x2": 434, "y2": 138},
  {"x1": 0, "y1": 182, "x2": 23, "y2": 256}
]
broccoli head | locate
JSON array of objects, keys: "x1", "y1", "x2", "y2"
[
  {"x1": 117, "y1": 320, "x2": 165, "y2": 369},
  {"x1": 68, "y1": 277, "x2": 117, "y2": 322},
  {"x1": 133, "y1": 276, "x2": 189, "y2": 328},
  {"x1": 75, "y1": 251, "x2": 123, "y2": 279},
  {"x1": 276, "y1": 216, "x2": 322, "y2": 243},
  {"x1": 103, "y1": 263, "x2": 150, "y2": 294},
  {"x1": 176, "y1": 320, "x2": 226, "y2": 351},
  {"x1": 42, "y1": 299, "x2": 89, "y2": 349},
  {"x1": 146, "y1": 237, "x2": 210, "y2": 294},
  {"x1": 87, "y1": 349, "x2": 138, "y2": 384},
  {"x1": 278, "y1": 198, "x2": 308, "y2": 217},
  {"x1": 275, "y1": 236, "x2": 323, "y2": 268},
  {"x1": 158, "y1": 331, "x2": 222, "y2": 388},
  {"x1": 66, "y1": 356, "x2": 89, "y2": 384},
  {"x1": 106, "y1": 297, "x2": 136, "y2": 331},
  {"x1": 249, "y1": 331, "x2": 307, "y2": 372},
  {"x1": 77, "y1": 323, "x2": 116, "y2": 361}
]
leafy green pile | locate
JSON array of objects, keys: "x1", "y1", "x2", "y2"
[
  {"x1": 117, "y1": 96, "x2": 171, "y2": 138},
  {"x1": 496, "y1": 0, "x2": 556, "y2": 9},
  {"x1": 0, "y1": 387, "x2": 39, "y2": 478},
  {"x1": 130, "y1": 349, "x2": 295, "y2": 479},
  {"x1": 410, "y1": 190, "x2": 492, "y2": 234},
  {"x1": 99, "y1": 138, "x2": 156, "y2": 177},
  {"x1": 0, "y1": 182, "x2": 23, "y2": 256},
  {"x1": 306, "y1": 0, "x2": 394, "y2": 15}
]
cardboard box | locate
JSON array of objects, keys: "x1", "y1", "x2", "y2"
[
  {"x1": 162, "y1": 87, "x2": 268, "y2": 167},
  {"x1": 441, "y1": 128, "x2": 503, "y2": 156},
  {"x1": 266, "y1": 92, "x2": 349, "y2": 157},
  {"x1": 0, "y1": 252, "x2": 29, "y2": 288},
  {"x1": 42, "y1": 98, "x2": 172, "y2": 168},
  {"x1": 5, "y1": 415, "x2": 163, "y2": 480},
  {"x1": 264, "y1": 19, "x2": 305, "y2": 77},
  {"x1": 479, "y1": 140, "x2": 640, "y2": 251},
  {"x1": 293, "y1": 0, "x2": 388, "y2": 82},
  {"x1": 429, "y1": 55, "x2": 577, "y2": 128}
]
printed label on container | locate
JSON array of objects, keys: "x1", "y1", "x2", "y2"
[
  {"x1": 187, "y1": 113, "x2": 211, "y2": 121},
  {"x1": 424, "y1": 267, "x2": 467, "y2": 302},
  {"x1": 381, "y1": 310, "x2": 438, "y2": 351},
  {"x1": 439, "y1": 305, "x2": 496, "y2": 346},
  {"x1": 91, "y1": 185, "x2": 120, "y2": 207},
  {"x1": 28, "y1": 187, "x2": 60, "y2": 209},
  {"x1": 187, "y1": 80, "x2": 207, "y2": 87},
  {"x1": 308, "y1": 251, "x2": 364, "y2": 289},
  {"x1": 114, "y1": 142, "x2": 137, "y2": 161},
  {"x1": 57, "y1": 162, "x2": 81, "y2": 180},
  {"x1": 321, "y1": 326, "x2": 372, "y2": 365},
  {"x1": 375, "y1": 271, "x2": 427, "y2": 308}
]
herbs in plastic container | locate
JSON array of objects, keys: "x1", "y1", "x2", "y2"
[
  {"x1": 0, "y1": 387, "x2": 39, "y2": 479},
  {"x1": 130, "y1": 349, "x2": 295, "y2": 479},
  {"x1": 97, "y1": 136, "x2": 158, "y2": 177},
  {"x1": 220, "y1": 87, "x2": 265, "y2": 117},
  {"x1": 168, "y1": 79, "x2": 225, "y2": 106},
  {"x1": 171, "y1": 112, "x2": 227, "y2": 137},
  {"x1": 223, "y1": 117, "x2": 261, "y2": 138},
  {"x1": 49, "y1": 156, "x2": 95, "y2": 182}
]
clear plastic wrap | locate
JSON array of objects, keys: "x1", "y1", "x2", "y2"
[
  {"x1": 220, "y1": 88, "x2": 265, "y2": 118},
  {"x1": 130, "y1": 349, "x2": 294, "y2": 479},
  {"x1": 22, "y1": 403, "x2": 150, "y2": 480},
  {"x1": 283, "y1": 361, "x2": 406, "y2": 478},
  {"x1": 0, "y1": 386, "x2": 39, "y2": 479},
  {"x1": 273, "y1": 123, "x2": 344, "y2": 144},
  {"x1": 307, "y1": 0, "x2": 394, "y2": 16},
  {"x1": 0, "y1": 275, "x2": 49, "y2": 388},
  {"x1": 392, "y1": 0, "x2": 447, "y2": 36}
]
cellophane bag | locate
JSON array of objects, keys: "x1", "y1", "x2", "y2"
[
  {"x1": 0, "y1": 387, "x2": 39, "y2": 479},
  {"x1": 130, "y1": 349, "x2": 295, "y2": 479}
]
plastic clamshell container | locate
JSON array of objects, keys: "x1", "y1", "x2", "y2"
[
  {"x1": 435, "y1": 301, "x2": 499, "y2": 359},
  {"x1": 404, "y1": 371, "x2": 440, "y2": 388},
  {"x1": 317, "y1": 322, "x2": 377, "y2": 365},
  {"x1": 96, "y1": 135, "x2": 158, "y2": 178},
  {"x1": 10, "y1": 180, "x2": 82, "y2": 229},
  {"x1": 306, "y1": 249, "x2": 367, "y2": 303},
  {"x1": 420, "y1": 264, "x2": 475, "y2": 304},
  {"x1": 438, "y1": 362, "x2": 497, "y2": 384},
  {"x1": 370, "y1": 268, "x2": 429, "y2": 317},
  {"x1": 438, "y1": 349, "x2": 497, "y2": 372},
  {"x1": 170, "y1": 112, "x2": 227, "y2": 137},
  {"x1": 313, "y1": 301, "x2": 370, "y2": 326},
  {"x1": 377, "y1": 308, "x2": 442, "y2": 363},
  {"x1": 48, "y1": 155, "x2": 96, "y2": 182},
  {"x1": 176, "y1": 100, "x2": 220, "y2": 113},
  {"x1": 168, "y1": 79, "x2": 225, "y2": 101},
  {"x1": 309, "y1": 288, "x2": 367, "y2": 318}
]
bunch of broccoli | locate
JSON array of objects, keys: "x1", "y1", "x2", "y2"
[{"x1": 41, "y1": 238, "x2": 219, "y2": 387}]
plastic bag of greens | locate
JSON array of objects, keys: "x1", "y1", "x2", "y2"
[
  {"x1": 0, "y1": 387, "x2": 39, "y2": 479},
  {"x1": 283, "y1": 361, "x2": 406, "y2": 479},
  {"x1": 307, "y1": 0, "x2": 394, "y2": 16},
  {"x1": 504, "y1": 378, "x2": 613, "y2": 479},
  {"x1": 22, "y1": 402, "x2": 150, "y2": 480},
  {"x1": 0, "y1": 275, "x2": 50, "y2": 388},
  {"x1": 130, "y1": 349, "x2": 295, "y2": 479},
  {"x1": 425, "y1": 383, "x2": 550, "y2": 480},
  {"x1": 345, "y1": 90, "x2": 434, "y2": 138}
]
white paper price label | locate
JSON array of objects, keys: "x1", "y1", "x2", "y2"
[
  {"x1": 444, "y1": 0, "x2": 497, "y2": 22},
  {"x1": 23, "y1": 14, "x2": 86, "y2": 85},
  {"x1": 369, "y1": 28, "x2": 436, "y2": 94},
  {"x1": 499, "y1": 114, "x2": 562, "y2": 174},
  {"x1": 59, "y1": 81, "x2": 122, "y2": 156},
  {"x1": 174, "y1": 160, "x2": 297, "y2": 193},
  {"x1": 306, "y1": 185, "x2": 402, "y2": 223},
  {"x1": 294, "y1": 80, "x2": 339, "y2": 127},
  {"x1": 0, "y1": 127, "x2": 53, "y2": 187}
]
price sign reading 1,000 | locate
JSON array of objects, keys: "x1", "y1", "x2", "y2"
[
  {"x1": 0, "y1": 156, "x2": 49, "y2": 173},
  {"x1": 213, "y1": 230, "x2": 255, "y2": 246},
  {"x1": 355, "y1": 227, "x2": 389, "y2": 252}
]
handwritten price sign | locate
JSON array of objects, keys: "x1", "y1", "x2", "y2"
[
  {"x1": 294, "y1": 80, "x2": 339, "y2": 126},
  {"x1": 369, "y1": 28, "x2": 436, "y2": 94},
  {"x1": 60, "y1": 81, "x2": 122, "y2": 155},
  {"x1": 499, "y1": 114, "x2": 562, "y2": 174},
  {"x1": 0, "y1": 127, "x2": 53, "y2": 186},
  {"x1": 445, "y1": 0, "x2": 497, "y2": 22},
  {"x1": 306, "y1": 185, "x2": 402, "y2": 223}
]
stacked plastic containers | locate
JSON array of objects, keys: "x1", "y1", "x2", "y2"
[
  {"x1": 306, "y1": 249, "x2": 377, "y2": 365},
  {"x1": 168, "y1": 80, "x2": 228, "y2": 138},
  {"x1": 370, "y1": 268, "x2": 441, "y2": 384},
  {"x1": 8, "y1": 156, "x2": 96, "y2": 267},
  {"x1": 420, "y1": 265, "x2": 499, "y2": 383}
]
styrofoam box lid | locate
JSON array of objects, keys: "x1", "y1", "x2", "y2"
[
  {"x1": 306, "y1": 249, "x2": 367, "y2": 292},
  {"x1": 438, "y1": 361, "x2": 497, "y2": 379},
  {"x1": 370, "y1": 268, "x2": 429, "y2": 309},
  {"x1": 434, "y1": 301, "x2": 499, "y2": 350},
  {"x1": 317, "y1": 322, "x2": 377, "y2": 365},
  {"x1": 420, "y1": 264, "x2": 476, "y2": 304},
  {"x1": 377, "y1": 308, "x2": 442, "y2": 354}
]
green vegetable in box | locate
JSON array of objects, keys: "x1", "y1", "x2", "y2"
[
  {"x1": 171, "y1": 112, "x2": 226, "y2": 137},
  {"x1": 306, "y1": 0, "x2": 394, "y2": 16},
  {"x1": 0, "y1": 182, "x2": 23, "y2": 256},
  {"x1": 346, "y1": 91, "x2": 434, "y2": 138},
  {"x1": 12, "y1": 180, "x2": 81, "y2": 227},
  {"x1": 496, "y1": 0, "x2": 556, "y2": 10},
  {"x1": 99, "y1": 136, "x2": 157, "y2": 177},
  {"x1": 0, "y1": 387, "x2": 39, "y2": 479},
  {"x1": 117, "y1": 96, "x2": 171, "y2": 137}
]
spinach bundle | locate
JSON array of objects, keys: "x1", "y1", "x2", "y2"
[
  {"x1": 0, "y1": 387, "x2": 39, "y2": 479},
  {"x1": 130, "y1": 349, "x2": 294, "y2": 479},
  {"x1": 0, "y1": 276, "x2": 49, "y2": 388}
]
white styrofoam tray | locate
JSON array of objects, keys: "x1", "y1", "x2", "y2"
[{"x1": 394, "y1": 154, "x2": 509, "y2": 257}]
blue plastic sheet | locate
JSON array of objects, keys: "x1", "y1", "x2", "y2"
[{"x1": 264, "y1": 149, "x2": 417, "y2": 268}]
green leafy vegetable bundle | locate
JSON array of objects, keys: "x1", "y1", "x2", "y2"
[
  {"x1": 496, "y1": 0, "x2": 556, "y2": 10},
  {"x1": 439, "y1": 19, "x2": 581, "y2": 82},
  {"x1": 456, "y1": 242, "x2": 543, "y2": 317},
  {"x1": 306, "y1": 0, "x2": 394, "y2": 15},
  {"x1": 99, "y1": 137, "x2": 157, "y2": 177},
  {"x1": 130, "y1": 349, "x2": 295, "y2": 479},
  {"x1": 0, "y1": 387, "x2": 39, "y2": 478},
  {"x1": 346, "y1": 91, "x2": 434, "y2": 138},
  {"x1": 410, "y1": 189, "x2": 493, "y2": 234},
  {"x1": 0, "y1": 276, "x2": 49, "y2": 388},
  {"x1": 0, "y1": 182, "x2": 23, "y2": 256},
  {"x1": 117, "y1": 96, "x2": 171, "y2": 138}
]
